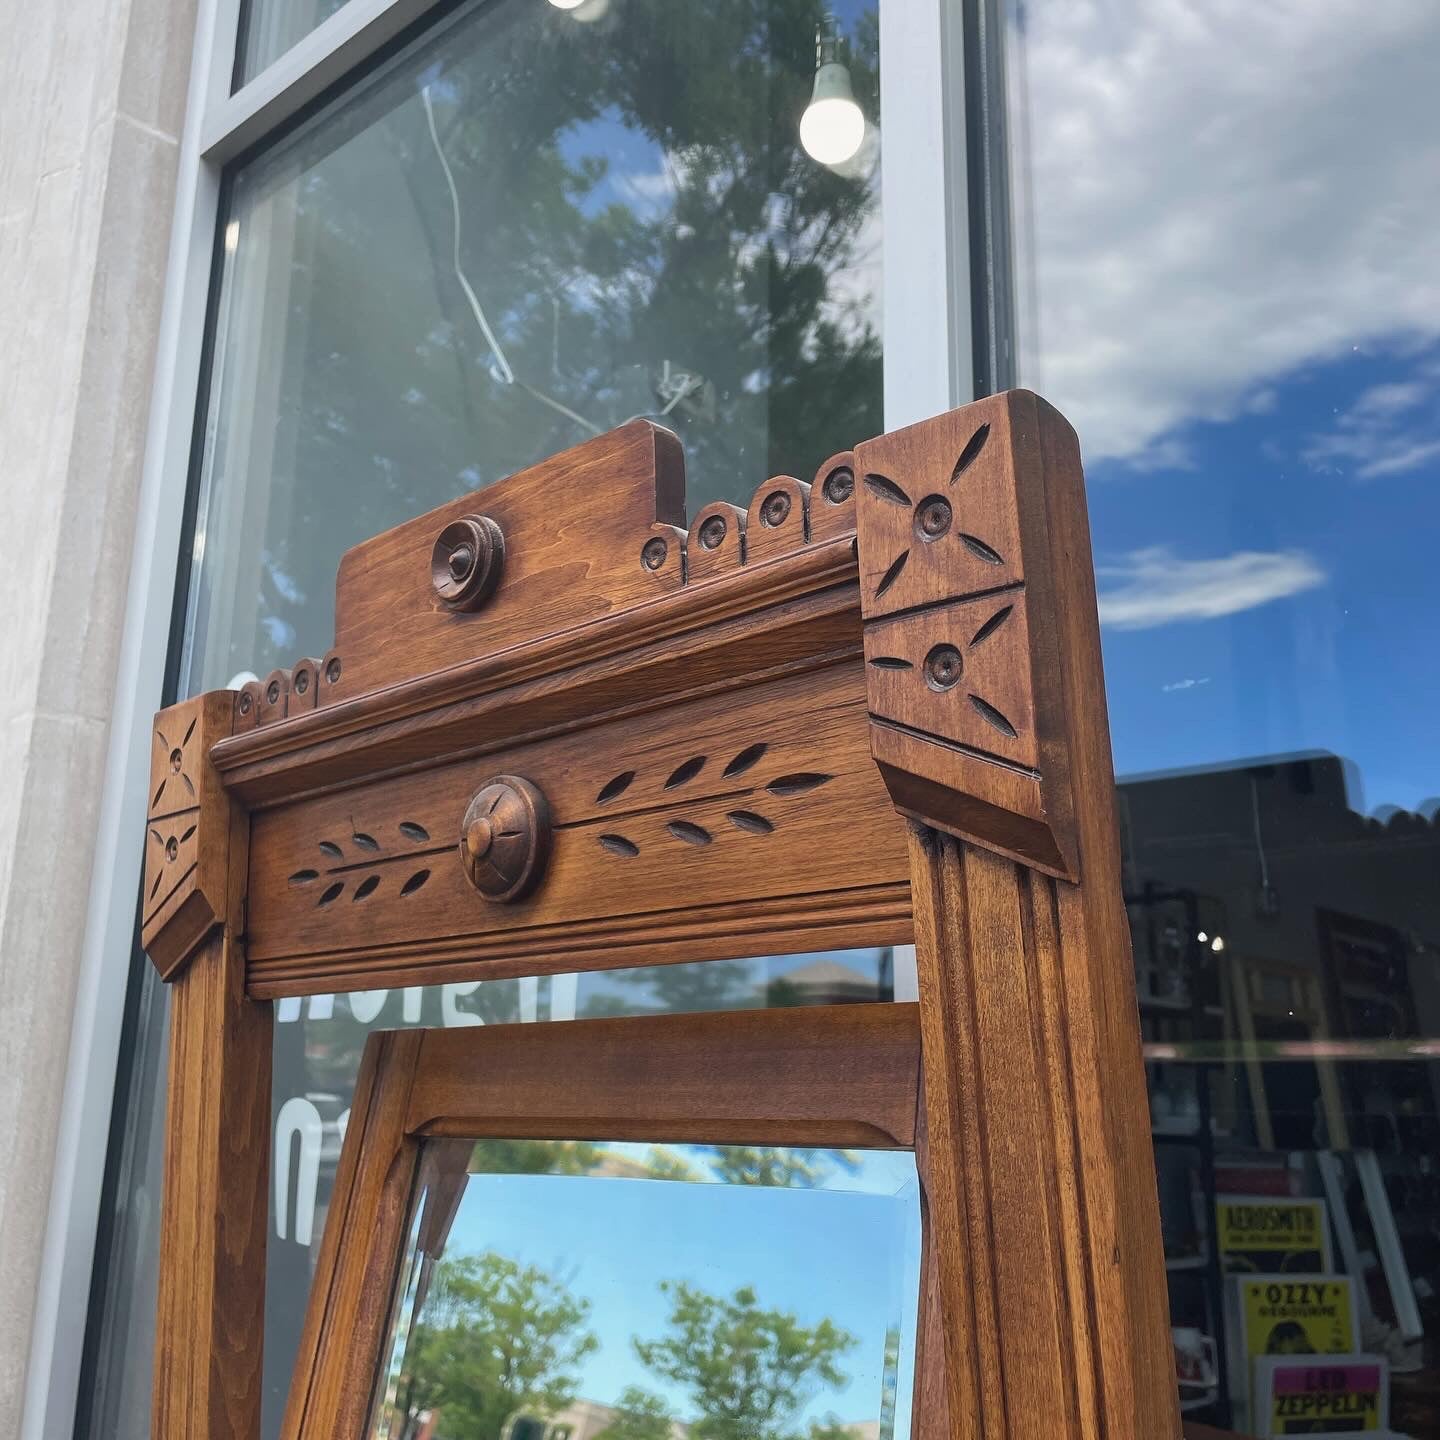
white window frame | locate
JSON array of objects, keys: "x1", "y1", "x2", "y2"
[{"x1": 23, "y1": 0, "x2": 975, "y2": 1434}]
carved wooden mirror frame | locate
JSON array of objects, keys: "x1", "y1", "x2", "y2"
[{"x1": 142, "y1": 390, "x2": 1182, "y2": 1439}]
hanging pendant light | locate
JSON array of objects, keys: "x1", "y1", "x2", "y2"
[{"x1": 800, "y1": 15, "x2": 866, "y2": 166}]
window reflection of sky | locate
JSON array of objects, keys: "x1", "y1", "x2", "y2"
[
  {"x1": 1012, "y1": 0, "x2": 1440, "y2": 812},
  {"x1": 429, "y1": 1145, "x2": 920, "y2": 1434}
]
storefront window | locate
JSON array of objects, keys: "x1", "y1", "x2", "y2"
[
  {"x1": 190, "y1": 0, "x2": 881, "y2": 690},
  {"x1": 81, "y1": 3, "x2": 885, "y2": 1437},
  {"x1": 1008, "y1": 2, "x2": 1440, "y2": 1432}
]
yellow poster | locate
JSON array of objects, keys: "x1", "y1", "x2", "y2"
[
  {"x1": 1253, "y1": 1355, "x2": 1388, "y2": 1435},
  {"x1": 1238, "y1": 1276, "x2": 1357, "y2": 1359},
  {"x1": 1217, "y1": 1196, "x2": 1330, "y2": 1274}
]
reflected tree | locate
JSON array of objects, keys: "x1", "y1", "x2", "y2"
[
  {"x1": 599, "y1": 1385, "x2": 680, "y2": 1440},
  {"x1": 397, "y1": 1252, "x2": 598, "y2": 1439},
  {"x1": 632, "y1": 1279, "x2": 855, "y2": 1440},
  {"x1": 237, "y1": 0, "x2": 881, "y2": 678},
  {"x1": 703, "y1": 1146, "x2": 855, "y2": 1189}
]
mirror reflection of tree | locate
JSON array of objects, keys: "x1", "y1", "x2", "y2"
[
  {"x1": 397, "y1": 1252, "x2": 598, "y2": 1439},
  {"x1": 621, "y1": 1279, "x2": 856, "y2": 1440}
]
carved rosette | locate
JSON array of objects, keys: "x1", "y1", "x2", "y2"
[
  {"x1": 853, "y1": 390, "x2": 1082, "y2": 879},
  {"x1": 459, "y1": 776, "x2": 552, "y2": 902},
  {"x1": 431, "y1": 514, "x2": 505, "y2": 610},
  {"x1": 142, "y1": 691, "x2": 236, "y2": 978}
]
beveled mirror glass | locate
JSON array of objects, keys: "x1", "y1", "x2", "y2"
[{"x1": 370, "y1": 1140, "x2": 921, "y2": 1440}]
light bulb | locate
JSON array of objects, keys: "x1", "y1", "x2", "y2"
[{"x1": 800, "y1": 18, "x2": 865, "y2": 166}]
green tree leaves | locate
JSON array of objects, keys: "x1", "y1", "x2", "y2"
[
  {"x1": 400, "y1": 1252, "x2": 598, "y2": 1437},
  {"x1": 632, "y1": 1279, "x2": 856, "y2": 1440}
]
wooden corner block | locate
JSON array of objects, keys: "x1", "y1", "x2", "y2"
[
  {"x1": 142, "y1": 691, "x2": 236, "y2": 980},
  {"x1": 854, "y1": 390, "x2": 1086, "y2": 880}
]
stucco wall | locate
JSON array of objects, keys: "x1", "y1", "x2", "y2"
[{"x1": 0, "y1": 0, "x2": 197, "y2": 1429}]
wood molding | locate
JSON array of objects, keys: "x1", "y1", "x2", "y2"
[
  {"x1": 856, "y1": 394, "x2": 1180, "y2": 1440},
  {"x1": 152, "y1": 806, "x2": 270, "y2": 1438},
  {"x1": 281, "y1": 1005, "x2": 925, "y2": 1440},
  {"x1": 242, "y1": 660, "x2": 910, "y2": 997}
]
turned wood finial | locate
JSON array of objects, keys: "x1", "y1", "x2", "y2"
[{"x1": 853, "y1": 389, "x2": 1096, "y2": 880}]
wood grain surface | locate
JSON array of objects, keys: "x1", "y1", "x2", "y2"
[
  {"x1": 244, "y1": 660, "x2": 911, "y2": 996},
  {"x1": 859, "y1": 395, "x2": 1180, "y2": 1440},
  {"x1": 151, "y1": 798, "x2": 270, "y2": 1440}
]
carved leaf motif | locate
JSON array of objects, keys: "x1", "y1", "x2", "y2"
[
  {"x1": 666, "y1": 820, "x2": 712, "y2": 846},
  {"x1": 969, "y1": 693, "x2": 1018, "y2": 739},
  {"x1": 597, "y1": 771, "x2": 635, "y2": 804},
  {"x1": 398, "y1": 821, "x2": 430, "y2": 843},
  {"x1": 726, "y1": 810, "x2": 774, "y2": 834},
  {"x1": 289, "y1": 869, "x2": 319, "y2": 886},
  {"x1": 318, "y1": 841, "x2": 343, "y2": 859},
  {"x1": 863, "y1": 472, "x2": 911, "y2": 506},
  {"x1": 318, "y1": 882, "x2": 344, "y2": 906},
  {"x1": 869, "y1": 656, "x2": 913, "y2": 670},
  {"x1": 352, "y1": 832, "x2": 380, "y2": 852},
  {"x1": 959, "y1": 534, "x2": 1004, "y2": 566},
  {"x1": 598, "y1": 834, "x2": 639, "y2": 858},
  {"x1": 353, "y1": 875, "x2": 380, "y2": 900},
  {"x1": 970, "y1": 605, "x2": 1013, "y2": 646},
  {"x1": 875, "y1": 549, "x2": 910, "y2": 598},
  {"x1": 950, "y1": 422, "x2": 990, "y2": 482},
  {"x1": 722, "y1": 743, "x2": 768, "y2": 778},
  {"x1": 766, "y1": 773, "x2": 834, "y2": 797},
  {"x1": 400, "y1": 870, "x2": 431, "y2": 896},
  {"x1": 665, "y1": 756, "x2": 707, "y2": 789}
]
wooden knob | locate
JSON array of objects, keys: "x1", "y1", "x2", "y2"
[
  {"x1": 431, "y1": 514, "x2": 504, "y2": 611},
  {"x1": 458, "y1": 775, "x2": 550, "y2": 903}
]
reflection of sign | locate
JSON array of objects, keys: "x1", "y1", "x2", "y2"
[
  {"x1": 1253, "y1": 1355, "x2": 1388, "y2": 1435},
  {"x1": 1218, "y1": 1197, "x2": 1331, "y2": 1274}
]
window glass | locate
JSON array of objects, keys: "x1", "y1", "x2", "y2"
[
  {"x1": 81, "y1": 3, "x2": 885, "y2": 1437},
  {"x1": 368, "y1": 1140, "x2": 920, "y2": 1438},
  {"x1": 191, "y1": 0, "x2": 881, "y2": 690},
  {"x1": 235, "y1": 0, "x2": 347, "y2": 83},
  {"x1": 1007, "y1": 2, "x2": 1440, "y2": 1433}
]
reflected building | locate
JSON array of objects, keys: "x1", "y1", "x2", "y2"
[{"x1": 1119, "y1": 753, "x2": 1440, "y2": 1431}]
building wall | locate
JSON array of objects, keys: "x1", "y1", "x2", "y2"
[{"x1": 0, "y1": 0, "x2": 196, "y2": 1426}]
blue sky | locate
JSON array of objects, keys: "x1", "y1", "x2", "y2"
[
  {"x1": 1091, "y1": 338, "x2": 1440, "y2": 813},
  {"x1": 1013, "y1": 0, "x2": 1440, "y2": 819},
  {"x1": 428, "y1": 1147, "x2": 921, "y2": 1433}
]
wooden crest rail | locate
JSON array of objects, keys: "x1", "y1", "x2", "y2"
[{"x1": 143, "y1": 391, "x2": 1181, "y2": 1439}]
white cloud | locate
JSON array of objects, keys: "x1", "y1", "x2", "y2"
[
  {"x1": 1010, "y1": 0, "x2": 1440, "y2": 466},
  {"x1": 1097, "y1": 547, "x2": 1325, "y2": 630},
  {"x1": 1302, "y1": 363, "x2": 1440, "y2": 478}
]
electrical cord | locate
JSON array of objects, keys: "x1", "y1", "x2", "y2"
[{"x1": 421, "y1": 84, "x2": 604, "y2": 436}]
